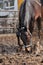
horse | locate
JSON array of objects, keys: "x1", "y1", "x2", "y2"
[
  {"x1": 40, "y1": 0, "x2": 43, "y2": 18},
  {"x1": 16, "y1": 0, "x2": 41, "y2": 53}
]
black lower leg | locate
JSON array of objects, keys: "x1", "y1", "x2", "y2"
[
  {"x1": 36, "y1": 16, "x2": 41, "y2": 39},
  {"x1": 29, "y1": 17, "x2": 34, "y2": 34}
]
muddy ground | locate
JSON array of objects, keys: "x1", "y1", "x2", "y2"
[{"x1": 0, "y1": 21, "x2": 43, "y2": 65}]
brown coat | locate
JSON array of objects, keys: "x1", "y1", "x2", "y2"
[{"x1": 41, "y1": 6, "x2": 43, "y2": 18}]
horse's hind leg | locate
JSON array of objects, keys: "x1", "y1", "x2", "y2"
[
  {"x1": 36, "y1": 16, "x2": 41, "y2": 39},
  {"x1": 35, "y1": 16, "x2": 41, "y2": 55}
]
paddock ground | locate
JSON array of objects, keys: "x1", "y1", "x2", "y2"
[{"x1": 0, "y1": 21, "x2": 43, "y2": 65}]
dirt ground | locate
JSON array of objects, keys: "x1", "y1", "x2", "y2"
[{"x1": 0, "y1": 21, "x2": 43, "y2": 65}]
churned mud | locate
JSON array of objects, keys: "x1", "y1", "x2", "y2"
[{"x1": 0, "y1": 21, "x2": 43, "y2": 65}]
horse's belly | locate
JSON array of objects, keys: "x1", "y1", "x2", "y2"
[
  {"x1": 34, "y1": 8, "x2": 41, "y2": 20},
  {"x1": 35, "y1": 11, "x2": 41, "y2": 20}
]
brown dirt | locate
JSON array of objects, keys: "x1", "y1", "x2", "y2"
[{"x1": 0, "y1": 21, "x2": 43, "y2": 65}]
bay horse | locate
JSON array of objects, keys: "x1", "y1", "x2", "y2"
[{"x1": 16, "y1": 0, "x2": 41, "y2": 53}]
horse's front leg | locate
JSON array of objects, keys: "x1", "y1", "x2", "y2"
[
  {"x1": 25, "y1": 30, "x2": 32, "y2": 53},
  {"x1": 36, "y1": 16, "x2": 41, "y2": 39},
  {"x1": 17, "y1": 35, "x2": 20, "y2": 46},
  {"x1": 16, "y1": 33, "x2": 22, "y2": 51}
]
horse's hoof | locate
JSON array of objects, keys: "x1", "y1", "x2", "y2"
[
  {"x1": 25, "y1": 46, "x2": 32, "y2": 54},
  {"x1": 25, "y1": 47, "x2": 31, "y2": 53}
]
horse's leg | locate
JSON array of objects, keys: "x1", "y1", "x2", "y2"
[
  {"x1": 29, "y1": 17, "x2": 35, "y2": 34},
  {"x1": 29, "y1": 17, "x2": 35, "y2": 53},
  {"x1": 35, "y1": 16, "x2": 41, "y2": 55},
  {"x1": 17, "y1": 35, "x2": 20, "y2": 46},
  {"x1": 25, "y1": 32, "x2": 32, "y2": 53},
  {"x1": 36, "y1": 16, "x2": 41, "y2": 39},
  {"x1": 20, "y1": 31, "x2": 32, "y2": 53},
  {"x1": 16, "y1": 33, "x2": 22, "y2": 51}
]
